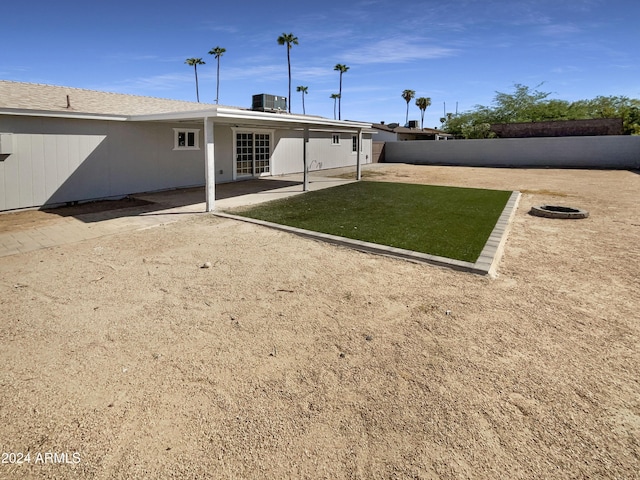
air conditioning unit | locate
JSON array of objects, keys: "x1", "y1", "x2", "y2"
[
  {"x1": 407, "y1": 120, "x2": 420, "y2": 128},
  {"x1": 0, "y1": 133, "x2": 13, "y2": 155},
  {"x1": 252, "y1": 94, "x2": 287, "y2": 112}
]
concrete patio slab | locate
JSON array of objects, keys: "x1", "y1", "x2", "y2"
[{"x1": 0, "y1": 172, "x2": 357, "y2": 258}]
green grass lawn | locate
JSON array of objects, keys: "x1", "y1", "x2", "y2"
[{"x1": 231, "y1": 181, "x2": 512, "y2": 262}]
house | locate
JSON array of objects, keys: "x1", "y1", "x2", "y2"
[
  {"x1": 372, "y1": 122, "x2": 451, "y2": 141},
  {"x1": 0, "y1": 81, "x2": 373, "y2": 212}
]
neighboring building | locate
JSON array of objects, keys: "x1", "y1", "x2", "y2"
[
  {"x1": 371, "y1": 122, "x2": 451, "y2": 141},
  {"x1": 0, "y1": 81, "x2": 373, "y2": 212}
]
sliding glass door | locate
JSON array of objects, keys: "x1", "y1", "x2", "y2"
[{"x1": 235, "y1": 131, "x2": 271, "y2": 178}]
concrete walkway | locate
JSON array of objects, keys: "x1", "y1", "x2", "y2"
[{"x1": 0, "y1": 173, "x2": 357, "y2": 258}]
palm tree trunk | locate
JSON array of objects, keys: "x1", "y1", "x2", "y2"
[
  {"x1": 195, "y1": 65, "x2": 200, "y2": 103},
  {"x1": 405, "y1": 102, "x2": 409, "y2": 126},
  {"x1": 338, "y1": 74, "x2": 343, "y2": 120},
  {"x1": 301, "y1": 92, "x2": 305, "y2": 115},
  {"x1": 216, "y1": 59, "x2": 220, "y2": 104},
  {"x1": 287, "y1": 47, "x2": 292, "y2": 113}
]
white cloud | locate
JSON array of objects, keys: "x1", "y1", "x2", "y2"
[
  {"x1": 219, "y1": 64, "x2": 284, "y2": 82},
  {"x1": 92, "y1": 73, "x2": 192, "y2": 94},
  {"x1": 339, "y1": 36, "x2": 458, "y2": 65},
  {"x1": 199, "y1": 22, "x2": 239, "y2": 34},
  {"x1": 551, "y1": 65, "x2": 582, "y2": 74},
  {"x1": 292, "y1": 66, "x2": 336, "y2": 80},
  {"x1": 538, "y1": 23, "x2": 581, "y2": 36}
]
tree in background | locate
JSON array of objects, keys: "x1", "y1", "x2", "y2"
[
  {"x1": 402, "y1": 89, "x2": 416, "y2": 126},
  {"x1": 297, "y1": 86, "x2": 308, "y2": 114},
  {"x1": 277, "y1": 33, "x2": 299, "y2": 113},
  {"x1": 208, "y1": 46, "x2": 226, "y2": 104},
  {"x1": 572, "y1": 96, "x2": 640, "y2": 134},
  {"x1": 185, "y1": 58, "x2": 205, "y2": 103},
  {"x1": 330, "y1": 93, "x2": 341, "y2": 120},
  {"x1": 490, "y1": 83, "x2": 552, "y2": 123},
  {"x1": 334, "y1": 64, "x2": 349, "y2": 120},
  {"x1": 442, "y1": 83, "x2": 640, "y2": 138},
  {"x1": 415, "y1": 97, "x2": 432, "y2": 129}
]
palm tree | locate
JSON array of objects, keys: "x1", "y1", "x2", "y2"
[
  {"x1": 208, "y1": 46, "x2": 226, "y2": 104},
  {"x1": 402, "y1": 89, "x2": 416, "y2": 126},
  {"x1": 297, "y1": 86, "x2": 308, "y2": 114},
  {"x1": 415, "y1": 97, "x2": 432, "y2": 129},
  {"x1": 334, "y1": 64, "x2": 349, "y2": 120},
  {"x1": 185, "y1": 58, "x2": 205, "y2": 103},
  {"x1": 330, "y1": 93, "x2": 341, "y2": 120},
  {"x1": 277, "y1": 33, "x2": 299, "y2": 113}
]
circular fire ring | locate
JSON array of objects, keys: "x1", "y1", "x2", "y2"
[{"x1": 529, "y1": 205, "x2": 589, "y2": 219}]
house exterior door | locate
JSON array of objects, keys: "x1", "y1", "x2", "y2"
[{"x1": 235, "y1": 131, "x2": 271, "y2": 178}]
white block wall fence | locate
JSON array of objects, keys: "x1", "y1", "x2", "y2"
[{"x1": 384, "y1": 136, "x2": 640, "y2": 169}]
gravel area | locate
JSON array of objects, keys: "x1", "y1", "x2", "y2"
[{"x1": 0, "y1": 165, "x2": 638, "y2": 479}]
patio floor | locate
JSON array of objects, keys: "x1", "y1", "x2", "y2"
[{"x1": 0, "y1": 172, "x2": 358, "y2": 258}]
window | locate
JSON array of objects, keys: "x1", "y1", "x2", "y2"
[
  {"x1": 173, "y1": 128, "x2": 200, "y2": 150},
  {"x1": 352, "y1": 135, "x2": 358, "y2": 153},
  {"x1": 331, "y1": 133, "x2": 340, "y2": 145}
]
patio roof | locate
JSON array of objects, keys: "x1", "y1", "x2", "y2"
[{"x1": 130, "y1": 106, "x2": 373, "y2": 132}]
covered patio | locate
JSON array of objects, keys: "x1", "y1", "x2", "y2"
[{"x1": 131, "y1": 106, "x2": 373, "y2": 211}]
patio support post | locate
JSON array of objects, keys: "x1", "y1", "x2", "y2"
[
  {"x1": 356, "y1": 127, "x2": 362, "y2": 181},
  {"x1": 205, "y1": 117, "x2": 216, "y2": 211},
  {"x1": 303, "y1": 126, "x2": 309, "y2": 191}
]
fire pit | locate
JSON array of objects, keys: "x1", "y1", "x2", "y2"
[{"x1": 529, "y1": 205, "x2": 589, "y2": 219}]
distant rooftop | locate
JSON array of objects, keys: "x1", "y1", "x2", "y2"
[{"x1": 372, "y1": 123, "x2": 450, "y2": 135}]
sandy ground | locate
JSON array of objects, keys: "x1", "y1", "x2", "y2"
[{"x1": 0, "y1": 165, "x2": 638, "y2": 479}]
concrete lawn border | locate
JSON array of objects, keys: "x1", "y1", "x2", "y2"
[{"x1": 213, "y1": 190, "x2": 521, "y2": 277}]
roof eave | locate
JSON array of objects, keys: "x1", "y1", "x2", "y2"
[
  {"x1": 129, "y1": 108, "x2": 372, "y2": 130},
  {"x1": 0, "y1": 105, "x2": 374, "y2": 131},
  {"x1": 0, "y1": 107, "x2": 129, "y2": 121}
]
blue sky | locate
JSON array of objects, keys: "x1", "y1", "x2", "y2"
[{"x1": 3, "y1": 0, "x2": 639, "y2": 128}]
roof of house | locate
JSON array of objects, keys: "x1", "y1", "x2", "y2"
[
  {"x1": 0, "y1": 80, "x2": 373, "y2": 131},
  {"x1": 372, "y1": 123, "x2": 396, "y2": 133},
  {"x1": 0, "y1": 80, "x2": 223, "y2": 117}
]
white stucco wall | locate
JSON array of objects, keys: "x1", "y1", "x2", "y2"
[
  {"x1": 271, "y1": 131, "x2": 373, "y2": 175},
  {"x1": 271, "y1": 130, "x2": 304, "y2": 176},
  {"x1": 384, "y1": 136, "x2": 640, "y2": 169},
  {"x1": 371, "y1": 129, "x2": 397, "y2": 142},
  {"x1": 213, "y1": 125, "x2": 234, "y2": 183},
  {"x1": 0, "y1": 115, "x2": 207, "y2": 210}
]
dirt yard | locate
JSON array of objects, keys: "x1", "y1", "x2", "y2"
[{"x1": 0, "y1": 165, "x2": 638, "y2": 479}]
